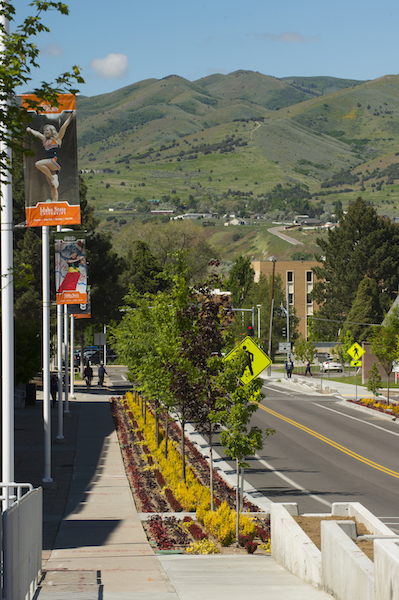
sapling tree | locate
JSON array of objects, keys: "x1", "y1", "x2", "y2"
[
  {"x1": 371, "y1": 306, "x2": 399, "y2": 404},
  {"x1": 367, "y1": 363, "x2": 382, "y2": 399},
  {"x1": 212, "y1": 350, "x2": 274, "y2": 545}
]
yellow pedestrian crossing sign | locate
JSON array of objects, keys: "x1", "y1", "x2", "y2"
[
  {"x1": 223, "y1": 336, "x2": 272, "y2": 384},
  {"x1": 348, "y1": 342, "x2": 365, "y2": 360}
]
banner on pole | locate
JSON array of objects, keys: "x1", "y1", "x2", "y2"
[
  {"x1": 67, "y1": 288, "x2": 91, "y2": 319},
  {"x1": 23, "y1": 94, "x2": 80, "y2": 227},
  {"x1": 55, "y1": 232, "x2": 87, "y2": 305}
]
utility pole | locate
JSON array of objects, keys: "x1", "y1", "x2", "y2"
[{"x1": 267, "y1": 258, "x2": 276, "y2": 375}]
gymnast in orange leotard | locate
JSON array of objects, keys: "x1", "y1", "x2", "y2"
[{"x1": 26, "y1": 111, "x2": 75, "y2": 202}]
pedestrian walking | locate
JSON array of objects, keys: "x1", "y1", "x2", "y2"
[
  {"x1": 98, "y1": 363, "x2": 107, "y2": 387},
  {"x1": 285, "y1": 357, "x2": 294, "y2": 378},
  {"x1": 84, "y1": 362, "x2": 93, "y2": 388},
  {"x1": 305, "y1": 359, "x2": 313, "y2": 377},
  {"x1": 51, "y1": 374, "x2": 58, "y2": 407}
]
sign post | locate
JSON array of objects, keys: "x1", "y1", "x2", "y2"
[{"x1": 348, "y1": 343, "x2": 365, "y2": 402}]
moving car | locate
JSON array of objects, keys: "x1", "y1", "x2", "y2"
[{"x1": 320, "y1": 360, "x2": 343, "y2": 372}]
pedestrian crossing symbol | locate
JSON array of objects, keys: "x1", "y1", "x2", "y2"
[
  {"x1": 223, "y1": 336, "x2": 272, "y2": 384},
  {"x1": 348, "y1": 342, "x2": 365, "y2": 360}
]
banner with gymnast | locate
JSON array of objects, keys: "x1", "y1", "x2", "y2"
[
  {"x1": 55, "y1": 232, "x2": 87, "y2": 305},
  {"x1": 23, "y1": 93, "x2": 80, "y2": 227}
]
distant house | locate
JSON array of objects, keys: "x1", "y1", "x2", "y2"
[{"x1": 224, "y1": 218, "x2": 247, "y2": 226}]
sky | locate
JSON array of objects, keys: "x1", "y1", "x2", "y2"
[{"x1": 16, "y1": 0, "x2": 399, "y2": 99}]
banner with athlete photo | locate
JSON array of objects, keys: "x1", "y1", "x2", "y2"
[
  {"x1": 55, "y1": 232, "x2": 87, "y2": 305},
  {"x1": 23, "y1": 93, "x2": 81, "y2": 227}
]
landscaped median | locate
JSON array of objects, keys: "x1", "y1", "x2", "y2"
[
  {"x1": 349, "y1": 397, "x2": 399, "y2": 418},
  {"x1": 110, "y1": 392, "x2": 271, "y2": 555}
]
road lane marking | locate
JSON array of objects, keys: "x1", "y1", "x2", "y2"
[
  {"x1": 314, "y1": 402, "x2": 399, "y2": 438},
  {"x1": 254, "y1": 453, "x2": 332, "y2": 508},
  {"x1": 259, "y1": 404, "x2": 399, "y2": 479}
]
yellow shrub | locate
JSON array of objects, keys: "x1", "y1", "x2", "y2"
[{"x1": 186, "y1": 539, "x2": 220, "y2": 554}]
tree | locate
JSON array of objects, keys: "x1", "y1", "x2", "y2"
[
  {"x1": 312, "y1": 197, "x2": 399, "y2": 339},
  {"x1": 340, "y1": 277, "x2": 382, "y2": 343},
  {"x1": 227, "y1": 256, "x2": 254, "y2": 307},
  {"x1": 366, "y1": 363, "x2": 382, "y2": 399},
  {"x1": 370, "y1": 306, "x2": 399, "y2": 403},
  {"x1": 294, "y1": 336, "x2": 317, "y2": 372},
  {"x1": 0, "y1": 1, "x2": 83, "y2": 184},
  {"x1": 212, "y1": 350, "x2": 273, "y2": 545},
  {"x1": 120, "y1": 240, "x2": 167, "y2": 296}
]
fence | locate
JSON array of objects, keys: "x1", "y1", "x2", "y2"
[{"x1": 1, "y1": 484, "x2": 42, "y2": 600}]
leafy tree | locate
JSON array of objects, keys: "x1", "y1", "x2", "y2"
[
  {"x1": 367, "y1": 363, "x2": 382, "y2": 399},
  {"x1": 294, "y1": 336, "x2": 317, "y2": 371},
  {"x1": 0, "y1": 1, "x2": 83, "y2": 183},
  {"x1": 312, "y1": 197, "x2": 399, "y2": 339},
  {"x1": 211, "y1": 350, "x2": 274, "y2": 544},
  {"x1": 120, "y1": 240, "x2": 166, "y2": 296},
  {"x1": 334, "y1": 331, "x2": 354, "y2": 375},
  {"x1": 227, "y1": 256, "x2": 254, "y2": 307},
  {"x1": 340, "y1": 277, "x2": 382, "y2": 343},
  {"x1": 370, "y1": 306, "x2": 399, "y2": 403}
]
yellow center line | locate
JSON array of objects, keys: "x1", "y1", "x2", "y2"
[{"x1": 259, "y1": 403, "x2": 399, "y2": 479}]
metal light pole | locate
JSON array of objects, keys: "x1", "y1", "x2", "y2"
[
  {"x1": 42, "y1": 226, "x2": 52, "y2": 482},
  {"x1": 257, "y1": 304, "x2": 261, "y2": 339},
  {"x1": 267, "y1": 258, "x2": 276, "y2": 374}
]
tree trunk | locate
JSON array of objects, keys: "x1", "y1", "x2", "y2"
[
  {"x1": 155, "y1": 409, "x2": 159, "y2": 448},
  {"x1": 209, "y1": 429, "x2": 214, "y2": 512},
  {"x1": 387, "y1": 372, "x2": 391, "y2": 404},
  {"x1": 181, "y1": 419, "x2": 186, "y2": 483},
  {"x1": 164, "y1": 414, "x2": 169, "y2": 459},
  {"x1": 236, "y1": 458, "x2": 240, "y2": 547}
]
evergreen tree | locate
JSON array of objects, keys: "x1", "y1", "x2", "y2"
[
  {"x1": 312, "y1": 197, "x2": 399, "y2": 338},
  {"x1": 120, "y1": 240, "x2": 167, "y2": 296},
  {"x1": 227, "y1": 256, "x2": 254, "y2": 307},
  {"x1": 341, "y1": 277, "x2": 383, "y2": 343}
]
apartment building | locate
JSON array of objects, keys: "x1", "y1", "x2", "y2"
[{"x1": 251, "y1": 260, "x2": 320, "y2": 339}]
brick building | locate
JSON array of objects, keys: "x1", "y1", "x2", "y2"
[{"x1": 251, "y1": 260, "x2": 320, "y2": 339}]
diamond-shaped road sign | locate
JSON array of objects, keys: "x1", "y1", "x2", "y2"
[
  {"x1": 348, "y1": 342, "x2": 365, "y2": 360},
  {"x1": 223, "y1": 336, "x2": 272, "y2": 384}
]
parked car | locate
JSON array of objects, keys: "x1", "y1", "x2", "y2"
[{"x1": 320, "y1": 360, "x2": 343, "y2": 372}]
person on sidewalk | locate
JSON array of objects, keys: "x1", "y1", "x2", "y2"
[
  {"x1": 51, "y1": 374, "x2": 58, "y2": 407},
  {"x1": 285, "y1": 357, "x2": 294, "y2": 378},
  {"x1": 305, "y1": 359, "x2": 313, "y2": 377},
  {"x1": 98, "y1": 363, "x2": 107, "y2": 387},
  {"x1": 84, "y1": 362, "x2": 93, "y2": 388}
]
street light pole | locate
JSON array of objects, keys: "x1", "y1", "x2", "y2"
[{"x1": 267, "y1": 258, "x2": 276, "y2": 374}]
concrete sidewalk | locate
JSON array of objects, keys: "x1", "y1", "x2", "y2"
[{"x1": 18, "y1": 380, "x2": 334, "y2": 600}]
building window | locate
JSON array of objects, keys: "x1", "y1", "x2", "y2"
[
  {"x1": 307, "y1": 294, "x2": 312, "y2": 304},
  {"x1": 287, "y1": 271, "x2": 293, "y2": 283},
  {"x1": 288, "y1": 293, "x2": 293, "y2": 304},
  {"x1": 306, "y1": 271, "x2": 313, "y2": 283}
]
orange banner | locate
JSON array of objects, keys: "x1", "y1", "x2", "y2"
[
  {"x1": 26, "y1": 202, "x2": 81, "y2": 227},
  {"x1": 23, "y1": 93, "x2": 80, "y2": 227}
]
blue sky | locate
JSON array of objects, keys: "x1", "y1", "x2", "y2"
[{"x1": 17, "y1": 0, "x2": 399, "y2": 98}]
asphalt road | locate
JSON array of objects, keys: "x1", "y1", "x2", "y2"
[{"x1": 219, "y1": 381, "x2": 399, "y2": 533}]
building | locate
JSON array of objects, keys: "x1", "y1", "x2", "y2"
[{"x1": 251, "y1": 260, "x2": 320, "y2": 339}]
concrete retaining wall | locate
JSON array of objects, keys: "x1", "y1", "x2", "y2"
[
  {"x1": 321, "y1": 519, "x2": 374, "y2": 600},
  {"x1": 270, "y1": 501, "x2": 399, "y2": 600},
  {"x1": 374, "y1": 539, "x2": 399, "y2": 600},
  {"x1": 270, "y1": 502, "x2": 322, "y2": 588}
]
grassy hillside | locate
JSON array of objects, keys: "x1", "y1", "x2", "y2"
[{"x1": 76, "y1": 71, "x2": 399, "y2": 263}]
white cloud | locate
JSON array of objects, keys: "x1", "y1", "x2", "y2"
[
  {"x1": 253, "y1": 32, "x2": 321, "y2": 44},
  {"x1": 89, "y1": 53, "x2": 129, "y2": 79},
  {"x1": 42, "y1": 43, "x2": 64, "y2": 57}
]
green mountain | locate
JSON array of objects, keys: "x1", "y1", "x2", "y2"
[{"x1": 76, "y1": 71, "x2": 399, "y2": 235}]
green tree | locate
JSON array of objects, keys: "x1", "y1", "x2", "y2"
[
  {"x1": 0, "y1": 1, "x2": 83, "y2": 183},
  {"x1": 294, "y1": 336, "x2": 317, "y2": 372},
  {"x1": 312, "y1": 197, "x2": 399, "y2": 339},
  {"x1": 227, "y1": 256, "x2": 254, "y2": 307},
  {"x1": 370, "y1": 306, "x2": 399, "y2": 403},
  {"x1": 212, "y1": 350, "x2": 274, "y2": 544},
  {"x1": 366, "y1": 363, "x2": 382, "y2": 399},
  {"x1": 120, "y1": 240, "x2": 166, "y2": 296},
  {"x1": 340, "y1": 277, "x2": 382, "y2": 343}
]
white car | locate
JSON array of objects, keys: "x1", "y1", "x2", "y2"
[{"x1": 320, "y1": 360, "x2": 343, "y2": 372}]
